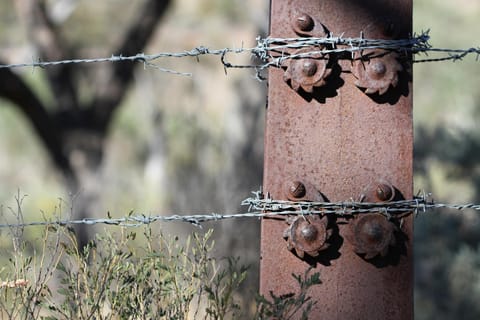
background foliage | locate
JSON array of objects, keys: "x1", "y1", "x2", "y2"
[
  {"x1": 413, "y1": 1, "x2": 480, "y2": 319},
  {"x1": 0, "y1": 0, "x2": 479, "y2": 318}
]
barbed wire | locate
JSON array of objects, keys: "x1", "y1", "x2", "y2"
[
  {"x1": 2, "y1": 191, "x2": 480, "y2": 229},
  {"x1": 0, "y1": 31, "x2": 478, "y2": 78}
]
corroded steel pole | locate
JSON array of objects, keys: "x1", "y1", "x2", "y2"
[{"x1": 261, "y1": 0, "x2": 413, "y2": 319}]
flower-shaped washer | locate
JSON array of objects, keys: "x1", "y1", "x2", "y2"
[
  {"x1": 283, "y1": 215, "x2": 332, "y2": 258},
  {"x1": 352, "y1": 50, "x2": 403, "y2": 95},
  {"x1": 283, "y1": 48, "x2": 332, "y2": 93}
]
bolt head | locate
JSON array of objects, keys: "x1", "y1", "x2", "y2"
[
  {"x1": 295, "y1": 13, "x2": 314, "y2": 32},
  {"x1": 288, "y1": 181, "x2": 306, "y2": 199},
  {"x1": 347, "y1": 214, "x2": 396, "y2": 259},
  {"x1": 375, "y1": 183, "x2": 394, "y2": 201},
  {"x1": 302, "y1": 60, "x2": 318, "y2": 77},
  {"x1": 370, "y1": 61, "x2": 387, "y2": 78},
  {"x1": 300, "y1": 224, "x2": 318, "y2": 242},
  {"x1": 360, "y1": 220, "x2": 385, "y2": 245}
]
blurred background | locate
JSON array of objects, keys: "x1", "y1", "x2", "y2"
[{"x1": 0, "y1": 0, "x2": 479, "y2": 318}]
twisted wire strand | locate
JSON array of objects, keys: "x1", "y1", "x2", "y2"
[
  {"x1": 0, "y1": 31, "x2": 478, "y2": 76},
  {"x1": 2, "y1": 192, "x2": 480, "y2": 229}
]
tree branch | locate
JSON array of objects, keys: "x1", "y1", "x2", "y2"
[
  {"x1": 0, "y1": 67, "x2": 74, "y2": 180},
  {"x1": 88, "y1": 0, "x2": 171, "y2": 130},
  {"x1": 15, "y1": 0, "x2": 79, "y2": 111}
]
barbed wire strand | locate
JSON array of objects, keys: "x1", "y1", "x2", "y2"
[
  {"x1": 0, "y1": 31, "x2": 478, "y2": 77},
  {"x1": 2, "y1": 192, "x2": 480, "y2": 229}
]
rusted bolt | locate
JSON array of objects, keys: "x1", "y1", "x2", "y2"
[
  {"x1": 370, "y1": 61, "x2": 387, "y2": 79},
  {"x1": 361, "y1": 221, "x2": 385, "y2": 244},
  {"x1": 375, "y1": 183, "x2": 395, "y2": 201},
  {"x1": 301, "y1": 224, "x2": 318, "y2": 242},
  {"x1": 295, "y1": 13, "x2": 314, "y2": 32},
  {"x1": 287, "y1": 180, "x2": 307, "y2": 199},
  {"x1": 284, "y1": 215, "x2": 332, "y2": 259},
  {"x1": 302, "y1": 60, "x2": 318, "y2": 77},
  {"x1": 346, "y1": 214, "x2": 396, "y2": 259},
  {"x1": 358, "y1": 180, "x2": 397, "y2": 203},
  {"x1": 284, "y1": 180, "x2": 326, "y2": 202}
]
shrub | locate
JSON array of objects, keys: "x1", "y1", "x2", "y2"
[{"x1": 0, "y1": 197, "x2": 321, "y2": 319}]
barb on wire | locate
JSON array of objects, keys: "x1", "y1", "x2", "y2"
[
  {"x1": 3, "y1": 191, "x2": 480, "y2": 229},
  {"x1": 0, "y1": 31, "x2": 478, "y2": 78}
]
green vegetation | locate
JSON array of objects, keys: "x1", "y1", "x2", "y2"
[
  {"x1": 0, "y1": 192, "x2": 320, "y2": 320},
  {"x1": 254, "y1": 270, "x2": 321, "y2": 320},
  {"x1": 0, "y1": 209, "x2": 320, "y2": 319}
]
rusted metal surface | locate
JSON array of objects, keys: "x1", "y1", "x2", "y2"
[{"x1": 261, "y1": 0, "x2": 413, "y2": 319}]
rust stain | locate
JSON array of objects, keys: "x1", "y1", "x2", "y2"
[{"x1": 261, "y1": 0, "x2": 413, "y2": 319}]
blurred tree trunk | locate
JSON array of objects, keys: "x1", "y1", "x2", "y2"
[{"x1": 0, "y1": 0, "x2": 171, "y2": 248}]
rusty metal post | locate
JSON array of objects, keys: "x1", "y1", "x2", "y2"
[{"x1": 261, "y1": 0, "x2": 413, "y2": 319}]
